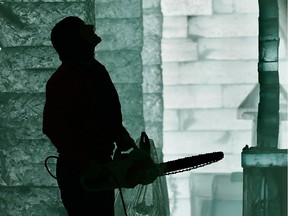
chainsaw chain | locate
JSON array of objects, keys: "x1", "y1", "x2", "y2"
[
  {"x1": 157, "y1": 152, "x2": 224, "y2": 176},
  {"x1": 161, "y1": 158, "x2": 220, "y2": 176}
]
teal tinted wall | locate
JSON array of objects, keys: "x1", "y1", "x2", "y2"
[{"x1": 0, "y1": 0, "x2": 151, "y2": 215}]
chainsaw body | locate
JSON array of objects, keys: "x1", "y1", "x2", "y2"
[{"x1": 80, "y1": 133, "x2": 224, "y2": 191}]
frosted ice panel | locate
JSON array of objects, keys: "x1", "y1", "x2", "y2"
[
  {"x1": 143, "y1": 121, "x2": 163, "y2": 148},
  {"x1": 0, "y1": 2, "x2": 87, "y2": 47},
  {"x1": 0, "y1": 93, "x2": 45, "y2": 139},
  {"x1": 96, "y1": 18, "x2": 143, "y2": 51},
  {"x1": 143, "y1": 93, "x2": 163, "y2": 122},
  {"x1": 1, "y1": 47, "x2": 59, "y2": 70},
  {"x1": 0, "y1": 139, "x2": 57, "y2": 186},
  {"x1": 95, "y1": 50, "x2": 142, "y2": 84},
  {"x1": 161, "y1": 0, "x2": 212, "y2": 16},
  {"x1": 2, "y1": 163, "x2": 57, "y2": 186},
  {"x1": 0, "y1": 139, "x2": 55, "y2": 164},
  {"x1": 115, "y1": 83, "x2": 143, "y2": 116},
  {"x1": 142, "y1": 65, "x2": 162, "y2": 94},
  {"x1": 95, "y1": 0, "x2": 141, "y2": 18},
  {"x1": 0, "y1": 186, "x2": 65, "y2": 216},
  {"x1": 143, "y1": 13, "x2": 162, "y2": 37},
  {"x1": 142, "y1": 0, "x2": 161, "y2": 10},
  {"x1": 0, "y1": 68, "x2": 54, "y2": 93},
  {"x1": 0, "y1": 0, "x2": 85, "y2": 2},
  {"x1": 122, "y1": 115, "x2": 145, "y2": 140},
  {"x1": 142, "y1": 36, "x2": 162, "y2": 65}
]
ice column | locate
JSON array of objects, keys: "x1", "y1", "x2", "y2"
[{"x1": 241, "y1": 0, "x2": 287, "y2": 216}]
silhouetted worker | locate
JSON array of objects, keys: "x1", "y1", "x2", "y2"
[{"x1": 42, "y1": 16, "x2": 155, "y2": 215}]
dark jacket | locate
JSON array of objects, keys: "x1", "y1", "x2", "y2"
[{"x1": 43, "y1": 59, "x2": 133, "y2": 163}]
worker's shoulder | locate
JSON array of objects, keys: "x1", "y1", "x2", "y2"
[{"x1": 46, "y1": 64, "x2": 80, "y2": 91}]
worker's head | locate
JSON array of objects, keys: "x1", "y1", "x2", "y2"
[{"x1": 51, "y1": 16, "x2": 101, "y2": 61}]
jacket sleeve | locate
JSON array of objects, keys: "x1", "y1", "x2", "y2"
[{"x1": 115, "y1": 125, "x2": 138, "y2": 151}]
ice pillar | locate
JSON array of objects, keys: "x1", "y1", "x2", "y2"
[{"x1": 241, "y1": 0, "x2": 287, "y2": 216}]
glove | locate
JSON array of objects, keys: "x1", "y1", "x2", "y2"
[
  {"x1": 124, "y1": 148, "x2": 159, "y2": 188},
  {"x1": 114, "y1": 136, "x2": 137, "y2": 161}
]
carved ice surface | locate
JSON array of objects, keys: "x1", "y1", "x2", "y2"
[
  {"x1": 1, "y1": 0, "x2": 286, "y2": 215},
  {"x1": 0, "y1": 0, "x2": 147, "y2": 215}
]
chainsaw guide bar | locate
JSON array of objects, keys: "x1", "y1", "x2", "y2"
[{"x1": 158, "y1": 151, "x2": 224, "y2": 176}]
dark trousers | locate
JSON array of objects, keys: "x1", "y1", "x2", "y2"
[{"x1": 56, "y1": 157, "x2": 115, "y2": 216}]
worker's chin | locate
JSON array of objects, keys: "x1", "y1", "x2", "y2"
[{"x1": 93, "y1": 35, "x2": 102, "y2": 47}]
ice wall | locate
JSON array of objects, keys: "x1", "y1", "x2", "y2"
[
  {"x1": 142, "y1": 0, "x2": 164, "y2": 148},
  {"x1": 161, "y1": 0, "x2": 287, "y2": 215},
  {"x1": 0, "y1": 0, "x2": 147, "y2": 215}
]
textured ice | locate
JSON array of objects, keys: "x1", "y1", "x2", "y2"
[
  {"x1": 0, "y1": 3, "x2": 87, "y2": 47},
  {"x1": 96, "y1": 50, "x2": 142, "y2": 84},
  {"x1": 0, "y1": 0, "x2": 152, "y2": 215},
  {"x1": 95, "y1": 0, "x2": 141, "y2": 19}
]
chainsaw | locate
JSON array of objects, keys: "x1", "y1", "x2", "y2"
[{"x1": 80, "y1": 132, "x2": 224, "y2": 191}]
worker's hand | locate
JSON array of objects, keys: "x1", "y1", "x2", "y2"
[
  {"x1": 124, "y1": 148, "x2": 159, "y2": 187},
  {"x1": 114, "y1": 135, "x2": 138, "y2": 161},
  {"x1": 114, "y1": 145, "x2": 135, "y2": 161},
  {"x1": 116, "y1": 127, "x2": 137, "y2": 153}
]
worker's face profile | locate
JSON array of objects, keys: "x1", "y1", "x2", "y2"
[{"x1": 79, "y1": 23, "x2": 102, "y2": 47}]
